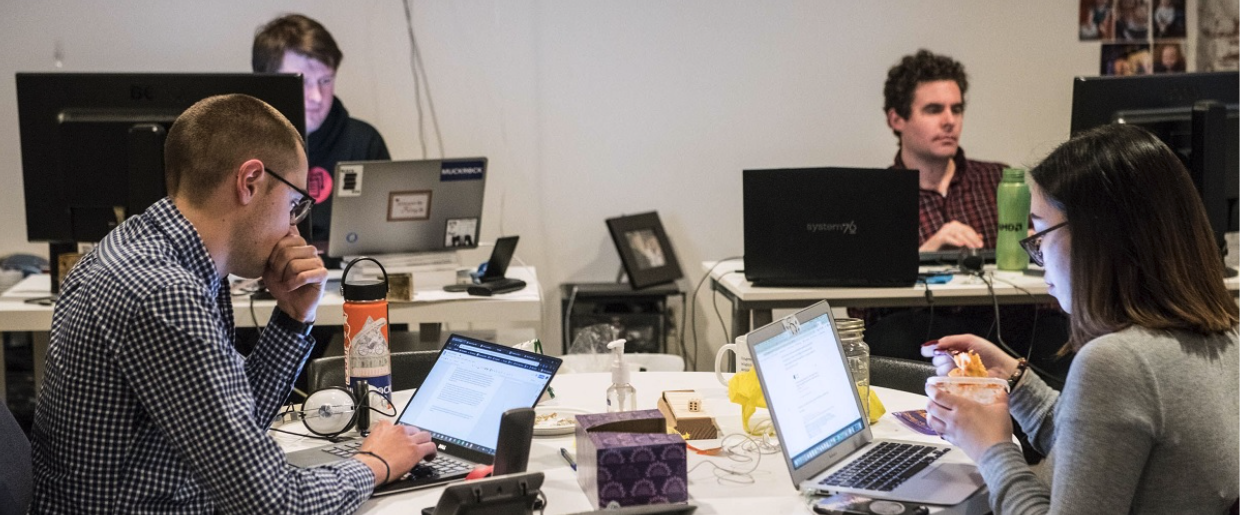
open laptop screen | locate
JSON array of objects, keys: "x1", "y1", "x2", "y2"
[
  {"x1": 751, "y1": 313, "x2": 864, "y2": 471},
  {"x1": 398, "y1": 335, "x2": 558, "y2": 455}
]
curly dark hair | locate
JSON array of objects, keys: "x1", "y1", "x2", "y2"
[{"x1": 883, "y1": 49, "x2": 968, "y2": 136}]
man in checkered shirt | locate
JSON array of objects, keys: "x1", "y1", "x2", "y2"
[{"x1": 30, "y1": 94, "x2": 436, "y2": 513}]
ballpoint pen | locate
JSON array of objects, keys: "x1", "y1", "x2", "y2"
[{"x1": 560, "y1": 447, "x2": 577, "y2": 471}]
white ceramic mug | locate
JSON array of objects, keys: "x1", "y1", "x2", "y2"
[{"x1": 715, "y1": 334, "x2": 753, "y2": 386}]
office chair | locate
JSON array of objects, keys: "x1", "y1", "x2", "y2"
[
  {"x1": 0, "y1": 401, "x2": 31, "y2": 515},
  {"x1": 307, "y1": 351, "x2": 439, "y2": 393},
  {"x1": 869, "y1": 355, "x2": 936, "y2": 395}
]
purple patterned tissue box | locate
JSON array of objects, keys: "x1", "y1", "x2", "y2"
[{"x1": 574, "y1": 409, "x2": 689, "y2": 508}]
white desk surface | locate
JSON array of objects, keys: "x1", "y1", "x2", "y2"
[
  {"x1": 273, "y1": 371, "x2": 989, "y2": 515},
  {"x1": 0, "y1": 266, "x2": 542, "y2": 332},
  {"x1": 705, "y1": 260, "x2": 1055, "y2": 306}
]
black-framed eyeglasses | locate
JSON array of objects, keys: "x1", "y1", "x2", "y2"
[
  {"x1": 263, "y1": 167, "x2": 314, "y2": 225},
  {"x1": 1019, "y1": 222, "x2": 1067, "y2": 267}
]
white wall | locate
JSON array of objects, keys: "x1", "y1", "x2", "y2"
[{"x1": 0, "y1": 0, "x2": 1098, "y2": 367}]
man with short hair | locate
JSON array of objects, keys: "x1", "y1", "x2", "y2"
[
  {"x1": 253, "y1": 13, "x2": 390, "y2": 249},
  {"x1": 30, "y1": 94, "x2": 434, "y2": 513},
  {"x1": 883, "y1": 49, "x2": 1007, "y2": 252}
]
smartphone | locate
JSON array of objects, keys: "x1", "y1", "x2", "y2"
[{"x1": 811, "y1": 493, "x2": 929, "y2": 515}]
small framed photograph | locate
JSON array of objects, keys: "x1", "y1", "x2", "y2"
[
  {"x1": 445, "y1": 218, "x2": 479, "y2": 248},
  {"x1": 606, "y1": 211, "x2": 684, "y2": 289},
  {"x1": 388, "y1": 190, "x2": 432, "y2": 221}
]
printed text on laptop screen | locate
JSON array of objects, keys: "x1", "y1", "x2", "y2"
[
  {"x1": 754, "y1": 315, "x2": 865, "y2": 470},
  {"x1": 398, "y1": 337, "x2": 554, "y2": 454}
]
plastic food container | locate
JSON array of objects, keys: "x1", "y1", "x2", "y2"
[{"x1": 926, "y1": 376, "x2": 1009, "y2": 405}]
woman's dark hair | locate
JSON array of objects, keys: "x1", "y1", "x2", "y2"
[
  {"x1": 1030, "y1": 123, "x2": 1238, "y2": 351},
  {"x1": 882, "y1": 49, "x2": 968, "y2": 137},
  {"x1": 252, "y1": 14, "x2": 343, "y2": 73}
]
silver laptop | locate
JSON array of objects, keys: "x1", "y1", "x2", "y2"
[
  {"x1": 747, "y1": 301, "x2": 983, "y2": 505},
  {"x1": 327, "y1": 158, "x2": 487, "y2": 258},
  {"x1": 286, "y1": 334, "x2": 560, "y2": 495}
]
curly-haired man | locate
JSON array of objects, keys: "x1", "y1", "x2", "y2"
[{"x1": 883, "y1": 49, "x2": 1007, "y2": 252}]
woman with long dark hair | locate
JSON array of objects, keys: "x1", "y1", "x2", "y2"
[{"x1": 922, "y1": 123, "x2": 1238, "y2": 513}]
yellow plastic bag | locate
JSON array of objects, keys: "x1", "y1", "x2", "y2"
[{"x1": 728, "y1": 369, "x2": 886, "y2": 434}]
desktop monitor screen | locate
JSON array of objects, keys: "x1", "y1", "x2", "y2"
[
  {"x1": 1069, "y1": 72, "x2": 1239, "y2": 245},
  {"x1": 15, "y1": 73, "x2": 305, "y2": 244}
]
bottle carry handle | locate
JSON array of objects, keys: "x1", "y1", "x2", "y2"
[{"x1": 341, "y1": 257, "x2": 389, "y2": 291}]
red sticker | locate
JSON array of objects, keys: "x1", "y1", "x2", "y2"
[{"x1": 307, "y1": 166, "x2": 333, "y2": 204}]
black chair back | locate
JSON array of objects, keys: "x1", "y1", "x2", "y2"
[
  {"x1": 307, "y1": 350, "x2": 439, "y2": 393},
  {"x1": 869, "y1": 355, "x2": 936, "y2": 394},
  {"x1": 0, "y1": 401, "x2": 31, "y2": 515}
]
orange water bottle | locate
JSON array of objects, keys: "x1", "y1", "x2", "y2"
[{"x1": 341, "y1": 257, "x2": 392, "y2": 398}]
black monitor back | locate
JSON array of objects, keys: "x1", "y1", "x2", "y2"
[
  {"x1": 1070, "y1": 72, "x2": 1238, "y2": 237},
  {"x1": 16, "y1": 73, "x2": 305, "y2": 243}
]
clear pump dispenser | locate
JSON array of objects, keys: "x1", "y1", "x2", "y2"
[{"x1": 605, "y1": 339, "x2": 637, "y2": 412}]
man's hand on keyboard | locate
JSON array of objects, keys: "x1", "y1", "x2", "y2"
[{"x1": 355, "y1": 421, "x2": 437, "y2": 485}]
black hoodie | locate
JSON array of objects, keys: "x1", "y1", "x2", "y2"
[{"x1": 304, "y1": 97, "x2": 390, "y2": 244}]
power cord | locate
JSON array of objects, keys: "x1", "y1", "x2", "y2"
[
  {"x1": 401, "y1": 0, "x2": 445, "y2": 159},
  {"x1": 685, "y1": 432, "x2": 780, "y2": 484},
  {"x1": 978, "y1": 271, "x2": 1059, "y2": 382},
  {"x1": 685, "y1": 257, "x2": 743, "y2": 371},
  {"x1": 713, "y1": 270, "x2": 743, "y2": 344}
]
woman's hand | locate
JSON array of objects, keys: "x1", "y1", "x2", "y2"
[
  {"x1": 924, "y1": 385, "x2": 1013, "y2": 461},
  {"x1": 921, "y1": 334, "x2": 1019, "y2": 379}
]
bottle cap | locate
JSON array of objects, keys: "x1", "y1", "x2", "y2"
[
  {"x1": 342, "y1": 257, "x2": 389, "y2": 301},
  {"x1": 1002, "y1": 168, "x2": 1025, "y2": 181},
  {"x1": 607, "y1": 339, "x2": 630, "y2": 385}
]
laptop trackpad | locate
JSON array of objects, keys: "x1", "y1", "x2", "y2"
[{"x1": 908, "y1": 463, "x2": 984, "y2": 505}]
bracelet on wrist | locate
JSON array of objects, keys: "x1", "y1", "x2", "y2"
[
  {"x1": 355, "y1": 451, "x2": 390, "y2": 485},
  {"x1": 1007, "y1": 358, "x2": 1029, "y2": 390}
]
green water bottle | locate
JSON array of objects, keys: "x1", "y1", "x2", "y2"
[{"x1": 996, "y1": 168, "x2": 1031, "y2": 271}]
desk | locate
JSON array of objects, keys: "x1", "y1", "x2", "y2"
[
  {"x1": 273, "y1": 372, "x2": 989, "y2": 514},
  {"x1": 706, "y1": 259, "x2": 1240, "y2": 340},
  {"x1": 0, "y1": 267, "x2": 543, "y2": 402}
]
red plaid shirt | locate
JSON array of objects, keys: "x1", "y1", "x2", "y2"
[{"x1": 894, "y1": 149, "x2": 1007, "y2": 249}]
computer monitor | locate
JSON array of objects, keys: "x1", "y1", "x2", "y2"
[
  {"x1": 16, "y1": 73, "x2": 305, "y2": 289},
  {"x1": 1069, "y1": 72, "x2": 1239, "y2": 262}
]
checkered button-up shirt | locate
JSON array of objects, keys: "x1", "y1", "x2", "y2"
[
  {"x1": 895, "y1": 149, "x2": 1007, "y2": 249},
  {"x1": 31, "y1": 198, "x2": 374, "y2": 514}
]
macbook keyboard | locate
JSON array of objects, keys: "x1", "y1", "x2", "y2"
[{"x1": 819, "y1": 442, "x2": 949, "y2": 492}]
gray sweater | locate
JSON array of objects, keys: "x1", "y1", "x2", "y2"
[{"x1": 977, "y1": 326, "x2": 1239, "y2": 514}]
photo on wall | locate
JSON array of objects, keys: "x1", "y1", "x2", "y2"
[
  {"x1": 1153, "y1": 41, "x2": 1188, "y2": 73},
  {"x1": 1153, "y1": 0, "x2": 1187, "y2": 38},
  {"x1": 1080, "y1": 0, "x2": 1116, "y2": 40},
  {"x1": 1114, "y1": 0, "x2": 1153, "y2": 41},
  {"x1": 1101, "y1": 43, "x2": 1153, "y2": 75}
]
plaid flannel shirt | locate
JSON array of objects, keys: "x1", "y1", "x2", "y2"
[{"x1": 31, "y1": 198, "x2": 374, "y2": 514}]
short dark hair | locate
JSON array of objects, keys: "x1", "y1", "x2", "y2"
[
  {"x1": 165, "y1": 94, "x2": 304, "y2": 206},
  {"x1": 883, "y1": 50, "x2": 968, "y2": 136},
  {"x1": 1030, "y1": 124, "x2": 1238, "y2": 351},
  {"x1": 252, "y1": 14, "x2": 343, "y2": 73}
]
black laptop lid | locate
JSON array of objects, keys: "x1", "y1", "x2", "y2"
[{"x1": 743, "y1": 167, "x2": 919, "y2": 287}]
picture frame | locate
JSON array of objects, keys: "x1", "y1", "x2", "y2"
[{"x1": 606, "y1": 211, "x2": 684, "y2": 289}]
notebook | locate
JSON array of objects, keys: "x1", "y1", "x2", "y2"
[
  {"x1": 742, "y1": 167, "x2": 919, "y2": 287},
  {"x1": 327, "y1": 158, "x2": 487, "y2": 258},
  {"x1": 746, "y1": 300, "x2": 983, "y2": 505},
  {"x1": 286, "y1": 334, "x2": 561, "y2": 496}
]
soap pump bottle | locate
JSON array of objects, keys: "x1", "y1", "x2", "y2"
[{"x1": 606, "y1": 339, "x2": 637, "y2": 412}]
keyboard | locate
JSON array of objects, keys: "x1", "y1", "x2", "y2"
[
  {"x1": 819, "y1": 442, "x2": 949, "y2": 492},
  {"x1": 919, "y1": 249, "x2": 995, "y2": 265},
  {"x1": 317, "y1": 441, "x2": 474, "y2": 480}
]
